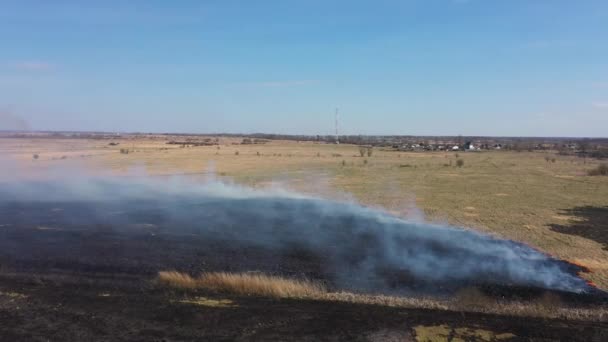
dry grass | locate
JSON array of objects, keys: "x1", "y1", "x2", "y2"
[
  {"x1": 158, "y1": 271, "x2": 608, "y2": 321},
  {"x1": 157, "y1": 271, "x2": 199, "y2": 289},
  {"x1": 197, "y1": 272, "x2": 325, "y2": 298},
  {"x1": 158, "y1": 271, "x2": 325, "y2": 299}
]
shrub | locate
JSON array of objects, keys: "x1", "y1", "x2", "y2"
[
  {"x1": 256, "y1": 151, "x2": 260, "y2": 156},
  {"x1": 363, "y1": 159, "x2": 368, "y2": 165},
  {"x1": 588, "y1": 163, "x2": 608, "y2": 176},
  {"x1": 359, "y1": 146, "x2": 366, "y2": 157},
  {"x1": 32, "y1": 154, "x2": 39, "y2": 160},
  {"x1": 367, "y1": 147, "x2": 373, "y2": 157},
  {"x1": 455, "y1": 153, "x2": 459, "y2": 158},
  {"x1": 234, "y1": 151, "x2": 239, "y2": 156},
  {"x1": 341, "y1": 160, "x2": 346, "y2": 167},
  {"x1": 456, "y1": 159, "x2": 464, "y2": 168},
  {"x1": 551, "y1": 158, "x2": 556, "y2": 163}
]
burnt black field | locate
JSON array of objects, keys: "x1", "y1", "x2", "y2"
[
  {"x1": 0, "y1": 178, "x2": 607, "y2": 341},
  {"x1": 0, "y1": 178, "x2": 598, "y2": 297}
]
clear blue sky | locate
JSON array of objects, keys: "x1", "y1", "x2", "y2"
[{"x1": 1, "y1": 0, "x2": 607, "y2": 137}]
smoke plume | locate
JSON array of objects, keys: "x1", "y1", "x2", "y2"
[
  {"x1": 0, "y1": 175, "x2": 593, "y2": 294},
  {"x1": 0, "y1": 110, "x2": 30, "y2": 131}
]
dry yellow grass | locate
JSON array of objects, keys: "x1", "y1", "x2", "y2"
[
  {"x1": 197, "y1": 272, "x2": 326, "y2": 298},
  {"x1": 157, "y1": 271, "x2": 608, "y2": 321},
  {"x1": 157, "y1": 271, "x2": 325, "y2": 299},
  {"x1": 157, "y1": 271, "x2": 199, "y2": 289}
]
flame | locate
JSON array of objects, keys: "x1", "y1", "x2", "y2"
[
  {"x1": 564, "y1": 260, "x2": 598, "y2": 289},
  {"x1": 518, "y1": 241, "x2": 597, "y2": 288},
  {"x1": 565, "y1": 259, "x2": 593, "y2": 274},
  {"x1": 586, "y1": 280, "x2": 598, "y2": 288}
]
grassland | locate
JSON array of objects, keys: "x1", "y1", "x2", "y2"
[{"x1": 3, "y1": 136, "x2": 608, "y2": 289}]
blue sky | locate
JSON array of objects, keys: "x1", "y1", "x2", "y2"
[{"x1": 1, "y1": 0, "x2": 607, "y2": 136}]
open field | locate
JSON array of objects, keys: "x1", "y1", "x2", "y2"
[
  {"x1": 1, "y1": 135, "x2": 608, "y2": 340},
  {"x1": 3, "y1": 136, "x2": 607, "y2": 288}
]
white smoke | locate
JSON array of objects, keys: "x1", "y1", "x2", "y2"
[{"x1": 0, "y1": 174, "x2": 592, "y2": 294}]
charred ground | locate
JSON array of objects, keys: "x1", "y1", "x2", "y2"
[{"x1": 1, "y1": 187, "x2": 607, "y2": 341}]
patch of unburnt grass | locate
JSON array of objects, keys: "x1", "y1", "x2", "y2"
[
  {"x1": 158, "y1": 271, "x2": 325, "y2": 299},
  {"x1": 157, "y1": 271, "x2": 608, "y2": 321}
]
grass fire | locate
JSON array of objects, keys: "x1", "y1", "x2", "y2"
[
  {"x1": 0, "y1": 176, "x2": 597, "y2": 295},
  {"x1": 1, "y1": 140, "x2": 607, "y2": 340}
]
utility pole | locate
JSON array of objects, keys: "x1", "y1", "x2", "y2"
[{"x1": 335, "y1": 107, "x2": 339, "y2": 144}]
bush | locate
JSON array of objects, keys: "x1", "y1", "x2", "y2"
[
  {"x1": 588, "y1": 163, "x2": 608, "y2": 176},
  {"x1": 234, "y1": 151, "x2": 239, "y2": 156},
  {"x1": 32, "y1": 154, "x2": 39, "y2": 160},
  {"x1": 456, "y1": 159, "x2": 464, "y2": 168},
  {"x1": 367, "y1": 147, "x2": 373, "y2": 157},
  {"x1": 359, "y1": 146, "x2": 366, "y2": 157}
]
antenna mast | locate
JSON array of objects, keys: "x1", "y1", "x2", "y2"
[{"x1": 335, "y1": 107, "x2": 339, "y2": 144}]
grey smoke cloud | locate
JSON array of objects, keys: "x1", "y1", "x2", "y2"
[{"x1": 0, "y1": 175, "x2": 592, "y2": 294}]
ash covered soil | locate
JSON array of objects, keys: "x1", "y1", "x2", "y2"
[
  {"x1": 1, "y1": 275, "x2": 607, "y2": 342},
  {"x1": 0, "y1": 180, "x2": 607, "y2": 340}
]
